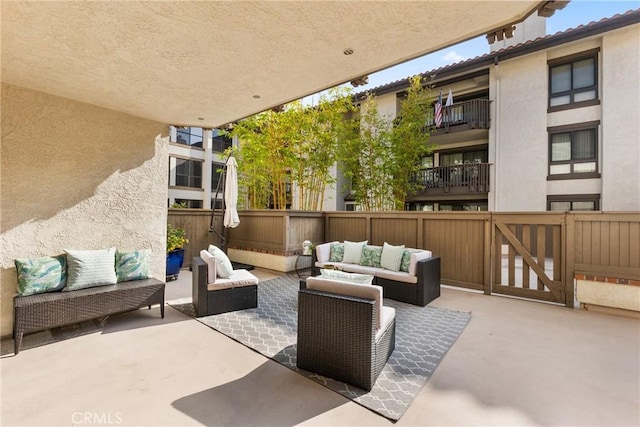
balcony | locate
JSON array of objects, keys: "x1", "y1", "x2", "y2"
[
  {"x1": 427, "y1": 99, "x2": 491, "y2": 137},
  {"x1": 411, "y1": 163, "x2": 490, "y2": 195}
]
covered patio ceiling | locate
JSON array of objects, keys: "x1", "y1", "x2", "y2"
[{"x1": 2, "y1": 1, "x2": 546, "y2": 128}]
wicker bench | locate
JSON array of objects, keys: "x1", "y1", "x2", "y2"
[{"x1": 13, "y1": 278, "x2": 165, "y2": 355}]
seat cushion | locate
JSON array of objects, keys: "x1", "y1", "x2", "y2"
[
  {"x1": 375, "y1": 306, "x2": 396, "y2": 342},
  {"x1": 207, "y1": 269, "x2": 259, "y2": 290}
]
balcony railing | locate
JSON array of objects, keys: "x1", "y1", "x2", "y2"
[
  {"x1": 411, "y1": 163, "x2": 490, "y2": 194},
  {"x1": 426, "y1": 99, "x2": 491, "y2": 133}
]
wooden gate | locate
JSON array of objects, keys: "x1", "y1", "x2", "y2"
[{"x1": 491, "y1": 213, "x2": 566, "y2": 305}]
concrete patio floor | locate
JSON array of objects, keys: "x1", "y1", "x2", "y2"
[{"x1": 1, "y1": 268, "x2": 638, "y2": 426}]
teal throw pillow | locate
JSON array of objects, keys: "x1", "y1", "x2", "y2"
[
  {"x1": 116, "y1": 249, "x2": 151, "y2": 282},
  {"x1": 400, "y1": 250, "x2": 412, "y2": 272},
  {"x1": 328, "y1": 243, "x2": 344, "y2": 262},
  {"x1": 361, "y1": 246, "x2": 383, "y2": 267},
  {"x1": 15, "y1": 255, "x2": 67, "y2": 296}
]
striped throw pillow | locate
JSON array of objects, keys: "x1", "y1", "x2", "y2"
[{"x1": 64, "y1": 248, "x2": 117, "y2": 291}]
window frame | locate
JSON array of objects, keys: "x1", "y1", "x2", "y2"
[
  {"x1": 173, "y1": 157, "x2": 203, "y2": 189},
  {"x1": 547, "y1": 194, "x2": 600, "y2": 211},
  {"x1": 174, "y1": 126, "x2": 204, "y2": 148},
  {"x1": 547, "y1": 121, "x2": 600, "y2": 180},
  {"x1": 548, "y1": 48, "x2": 600, "y2": 112}
]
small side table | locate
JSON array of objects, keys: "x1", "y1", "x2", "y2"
[{"x1": 295, "y1": 254, "x2": 312, "y2": 279}]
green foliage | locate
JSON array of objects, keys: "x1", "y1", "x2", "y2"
[
  {"x1": 170, "y1": 201, "x2": 188, "y2": 208},
  {"x1": 226, "y1": 88, "x2": 357, "y2": 210},
  {"x1": 389, "y1": 76, "x2": 436, "y2": 209},
  {"x1": 338, "y1": 76, "x2": 435, "y2": 211},
  {"x1": 166, "y1": 224, "x2": 188, "y2": 253},
  {"x1": 226, "y1": 77, "x2": 433, "y2": 212}
]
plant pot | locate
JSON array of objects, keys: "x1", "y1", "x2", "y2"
[{"x1": 166, "y1": 248, "x2": 185, "y2": 281}]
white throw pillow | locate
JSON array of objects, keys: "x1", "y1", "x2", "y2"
[
  {"x1": 342, "y1": 240, "x2": 367, "y2": 264},
  {"x1": 200, "y1": 250, "x2": 217, "y2": 284},
  {"x1": 320, "y1": 269, "x2": 374, "y2": 285},
  {"x1": 64, "y1": 247, "x2": 117, "y2": 291},
  {"x1": 207, "y1": 244, "x2": 234, "y2": 279},
  {"x1": 380, "y1": 242, "x2": 405, "y2": 272}
]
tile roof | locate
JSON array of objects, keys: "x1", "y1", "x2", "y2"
[{"x1": 357, "y1": 8, "x2": 640, "y2": 98}]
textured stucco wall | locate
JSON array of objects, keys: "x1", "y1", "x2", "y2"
[
  {"x1": 0, "y1": 84, "x2": 168, "y2": 336},
  {"x1": 576, "y1": 280, "x2": 640, "y2": 313},
  {"x1": 492, "y1": 52, "x2": 549, "y2": 211},
  {"x1": 601, "y1": 26, "x2": 640, "y2": 210}
]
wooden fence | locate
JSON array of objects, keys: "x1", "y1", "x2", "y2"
[{"x1": 169, "y1": 209, "x2": 640, "y2": 307}]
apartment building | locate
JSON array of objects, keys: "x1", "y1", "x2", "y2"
[
  {"x1": 167, "y1": 126, "x2": 234, "y2": 209},
  {"x1": 341, "y1": 10, "x2": 640, "y2": 212}
]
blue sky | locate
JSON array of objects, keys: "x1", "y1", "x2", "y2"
[{"x1": 305, "y1": 0, "x2": 638, "y2": 103}]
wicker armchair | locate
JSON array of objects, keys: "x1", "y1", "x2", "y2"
[{"x1": 296, "y1": 277, "x2": 396, "y2": 391}]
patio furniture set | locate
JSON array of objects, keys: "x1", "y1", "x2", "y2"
[{"x1": 13, "y1": 241, "x2": 441, "y2": 392}]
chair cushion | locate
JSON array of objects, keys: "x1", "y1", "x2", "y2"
[
  {"x1": 305, "y1": 276, "x2": 383, "y2": 329},
  {"x1": 207, "y1": 244, "x2": 233, "y2": 278},
  {"x1": 200, "y1": 250, "x2": 217, "y2": 284},
  {"x1": 207, "y1": 269, "x2": 259, "y2": 290},
  {"x1": 375, "y1": 306, "x2": 396, "y2": 342},
  {"x1": 64, "y1": 248, "x2": 117, "y2": 291}
]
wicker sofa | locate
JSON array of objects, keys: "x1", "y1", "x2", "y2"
[
  {"x1": 312, "y1": 241, "x2": 441, "y2": 306},
  {"x1": 13, "y1": 278, "x2": 165, "y2": 355},
  {"x1": 192, "y1": 256, "x2": 258, "y2": 316}
]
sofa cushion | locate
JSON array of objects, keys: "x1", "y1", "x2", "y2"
[
  {"x1": 375, "y1": 268, "x2": 418, "y2": 284},
  {"x1": 315, "y1": 241, "x2": 336, "y2": 263},
  {"x1": 320, "y1": 269, "x2": 373, "y2": 285},
  {"x1": 14, "y1": 255, "x2": 67, "y2": 296},
  {"x1": 200, "y1": 250, "x2": 217, "y2": 284},
  {"x1": 64, "y1": 248, "x2": 117, "y2": 291},
  {"x1": 409, "y1": 250, "x2": 433, "y2": 276},
  {"x1": 306, "y1": 276, "x2": 383, "y2": 329},
  {"x1": 380, "y1": 242, "x2": 405, "y2": 272},
  {"x1": 361, "y1": 245, "x2": 383, "y2": 267},
  {"x1": 115, "y1": 249, "x2": 151, "y2": 282},
  {"x1": 207, "y1": 245, "x2": 233, "y2": 278},
  {"x1": 328, "y1": 242, "x2": 344, "y2": 262},
  {"x1": 337, "y1": 263, "x2": 382, "y2": 276},
  {"x1": 343, "y1": 240, "x2": 367, "y2": 264}
]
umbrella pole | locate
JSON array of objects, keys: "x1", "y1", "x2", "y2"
[{"x1": 209, "y1": 152, "x2": 233, "y2": 253}]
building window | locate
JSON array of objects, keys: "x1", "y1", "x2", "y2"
[
  {"x1": 172, "y1": 199, "x2": 203, "y2": 209},
  {"x1": 548, "y1": 122, "x2": 598, "y2": 178},
  {"x1": 549, "y1": 50, "x2": 598, "y2": 110},
  {"x1": 175, "y1": 158, "x2": 202, "y2": 188},
  {"x1": 547, "y1": 194, "x2": 599, "y2": 211},
  {"x1": 211, "y1": 162, "x2": 223, "y2": 192},
  {"x1": 175, "y1": 127, "x2": 203, "y2": 148},
  {"x1": 212, "y1": 129, "x2": 233, "y2": 152}
]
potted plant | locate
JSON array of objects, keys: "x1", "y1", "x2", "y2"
[{"x1": 166, "y1": 224, "x2": 188, "y2": 281}]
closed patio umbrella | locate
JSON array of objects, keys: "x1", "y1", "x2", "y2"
[{"x1": 223, "y1": 156, "x2": 240, "y2": 228}]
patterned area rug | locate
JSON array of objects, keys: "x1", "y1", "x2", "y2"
[{"x1": 170, "y1": 274, "x2": 471, "y2": 421}]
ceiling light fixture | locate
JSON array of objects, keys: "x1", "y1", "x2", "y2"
[
  {"x1": 343, "y1": 48, "x2": 354, "y2": 55},
  {"x1": 197, "y1": 117, "x2": 205, "y2": 121},
  {"x1": 253, "y1": 94, "x2": 261, "y2": 99}
]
